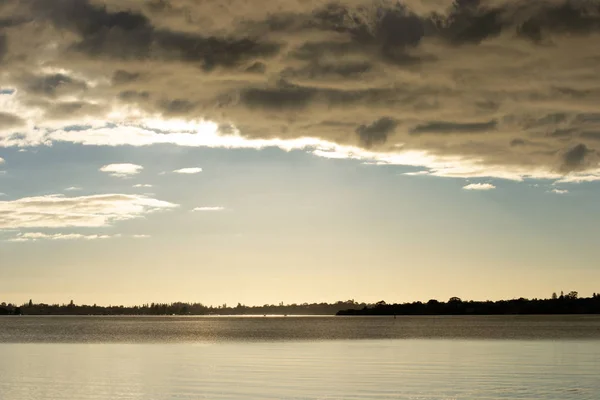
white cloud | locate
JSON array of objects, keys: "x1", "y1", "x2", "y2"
[
  {"x1": 0, "y1": 194, "x2": 178, "y2": 229},
  {"x1": 133, "y1": 184, "x2": 153, "y2": 188},
  {"x1": 10, "y1": 232, "x2": 114, "y2": 242},
  {"x1": 0, "y1": 157, "x2": 4, "y2": 164},
  {"x1": 555, "y1": 174, "x2": 600, "y2": 184},
  {"x1": 0, "y1": 193, "x2": 6, "y2": 197},
  {"x1": 173, "y1": 167, "x2": 203, "y2": 174},
  {"x1": 65, "y1": 186, "x2": 82, "y2": 191},
  {"x1": 462, "y1": 183, "x2": 496, "y2": 191},
  {"x1": 551, "y1": 189, "x2": 569, "y2": 195},
  {"x1": 404, "y1": 171, "x2": 431, "y2": 176},
  {"x1": 192, "y1": 207, "x2": 225, "y2": 212},
  {"x1": 8, "y1": 232, "x2": 153, "y2": 242},
  {"x1": 100, "y1": 163, "x2": 143, "y2": 178}
]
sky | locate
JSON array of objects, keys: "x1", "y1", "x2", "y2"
[{"x1": 1, "y1": 0, "x2": 600, "y2": 306}]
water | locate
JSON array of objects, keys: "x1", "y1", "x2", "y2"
[{"x1": 1, "y1": 316, "x2": 599, "y2": 399}]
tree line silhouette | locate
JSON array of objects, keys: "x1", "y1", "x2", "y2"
[
  {"x1": 1, "y1": 292, "x2": 600, "y2": 316},
  {"x1": 0, "y1": 299, "x2": 365, "y2": 316},
  {"x1": 337, "y1": 291, "x2": 600, "y2": 315}
]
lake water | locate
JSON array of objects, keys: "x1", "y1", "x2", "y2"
[{"x1": 1, "y1": 316, "x2": 599, "y2": 399}]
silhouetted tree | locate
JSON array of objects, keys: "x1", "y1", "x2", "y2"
[{"x1": 551, "y1": 292, "x2": 558, "y2": 300}]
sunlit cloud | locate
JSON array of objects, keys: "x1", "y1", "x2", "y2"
[
  {"x1": 551, "y1": 189, "x2": 569, "y2": 195},
  {"x1": 7, "y1": 232, "x2": 154, "y2": 242},
  {"x1": 65, "y1": 186, "x2": 82, "y2": 191},
  {"x1": 100, "y1": 163, "x2": 143, "y2": 178},
  {"x1": 555, "y1": 174, "x2": 600, "y2": 184},
  {"x1": 192, "y1": 207, "x2": 225, "y2": 212},
  {"x1": 0, "y1": 194, "x2": 178, "y2": 229},
  {"x1": 462, "y1": 183, "x2": 496, "y2": 191},
  {"x1": 173, "y1": 167, "x2": 203, "y2": 174},
  {"x1": 10, "y1": 232, "x2": 114, "y2": 242},
  {"x1": 133, "y1": 184, "x2": 153, "y2": 188},
  {"x1": 0, "y1": 117, "x2": 598, "y2": 183},
  {"x1": 404, "y1": 171, "x2": 430, "y2": 176}
]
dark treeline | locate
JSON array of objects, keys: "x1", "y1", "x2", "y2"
[
  {"x1": 0, "y1": 299, "x2": 365, "y2": 316},
  {"x1": 337, "y1": 291, "x2": 600, "y2": 315},
  {"x1": 2, "y1": 292, "x2": 600, "y2": 316}
]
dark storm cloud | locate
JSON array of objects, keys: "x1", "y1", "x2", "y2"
[
  {"x1": 3, "y1": 0, "x2": 600, "y2": 177},
  {"x1": 33, "y1": 0, "x2": 280, "y2": 68},
  {"x1": 356, "y1": 117, "x2": 397, "y2": 148},
  {"x1": 159, "y1": 99, "x2": 195, "y2": 115},
  {"x1": 0, "y1": 34, "x2": 6, "y2": 62},
  {"x1": 579, "y1": 131, "x2": 600, "y2": 141},
  {"x1": 28, "y1": 74, "x2": 88, "y2": 97},
  {"x1": 411, "y1": 120, "x2": 497, "y2": 135},
  {"x1": 118, "y1": 90, "x2": 150, "y2": 101},
  {"x1": 112, "y1": 70, "x2": 141, "y2": 85},
  {"x1": 562, "y1": 143, "x2": 594, "y2": 172},
  {"x1": 0, "y1": 112, "x2": 25, "y2": 129},
  {"x1": 436, "y1": 0, "x2": 506, "y2": 45},
  {"x1": 240, "y1": 84, "x2": 317, "y2": 110},
  {"x1": 516, "y1": 1, "x2": 600, "y2": 41}
]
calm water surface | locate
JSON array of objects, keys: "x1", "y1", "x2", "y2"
[{"x1": 1, "y1": 316, "x2": 599, "y2": 399}]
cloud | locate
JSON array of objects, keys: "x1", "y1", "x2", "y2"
[
  {"x1": 555, "y1": 173, "x2": 600, "y2": 184},
  {"x1": 133, "y1": 183, "x2": 153, "y2": 188},
  {"x1": 0, "y1": 192, "x2": 6, "y2": 196},
  {"x1": 7, "y1": 232, "x2": 153, "y2": 242},
  {"x1": 410, "y1": 120, "x2": 497, "y2": 135},
  {"x1": 404, "y1": 170, "x2": 430, "y2": 176},
  {"x1": 551, "y1": 188, "x2": 569, "y2": 195},
  {"x1": 173, "y1": 167, "x2": 202, "y2": 174},
  {"x1": 9, "y1": 232, "x2": 114, "y2": 242},
  {"x1": 0, "y1": 112, "x2": 25, "y2": 130},
  {"x1": 100, "y1": 163, "x2": 143, "y2": 178},
  {"x1": 192, "y1": 207, "x2": 225, "y2": 212},
  {"x1": 356, "y1": 117, "x2": 397, "y2": 148},
  {"x1": 0, "y1": 194, "x2": 177, "y2": 229},
  {"x1": 561, "y1": 144, "x2": 595, "y2": 172},
  {"x1": 463, "y1": 183, "x2": 496, "y2": 191},
  {"x1": 2, "y1": 0, "x2": 600, "y2": 181},
  {"x1": 0, "y1": 157, "x2": 4, "y2": 164},
  {"x1": 64, "y1": 186, "x2": 82, "y2": 191}
]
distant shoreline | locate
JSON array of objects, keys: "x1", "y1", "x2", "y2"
[
  {"x1": 1, "y1": 313, "x2": 600, "y2": 317},
  {"x1": 2, "y1": 292, "x2": 599, "y2": 316},
  {"x1": 337, "y1": 294, "x2": 600, "y2": 316}
]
